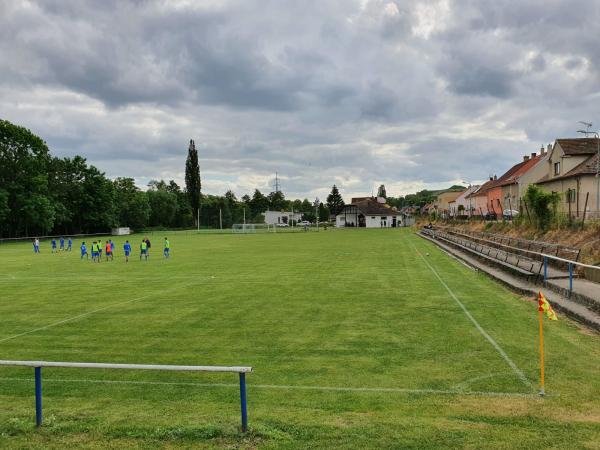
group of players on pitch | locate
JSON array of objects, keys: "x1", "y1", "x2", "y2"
[
  {"x1": 81, "y1": 237, "x2": 170, "y2": 262},
  {"x1": 34, "y1": 236, "x2": 170, "y2": 262}
]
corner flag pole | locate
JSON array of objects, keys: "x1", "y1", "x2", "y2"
[{"x1": 539, "y1": 308, "x2": 545, "y2": 396}]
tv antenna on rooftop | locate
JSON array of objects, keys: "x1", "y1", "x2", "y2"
[{"x1": 578, "y1": 121, "x2": 593, "y2": 136}]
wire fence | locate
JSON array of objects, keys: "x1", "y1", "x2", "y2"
[
  {"x1": 0, "y1": 232, "x2": 111, "y2": 245},
  {"x1": 0, "y1": 225, "x2": 332, "y2": 244}
]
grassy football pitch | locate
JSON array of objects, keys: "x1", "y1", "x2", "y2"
[{"x1": 0, "y1": 229, "x2": 598, "y2": 449}]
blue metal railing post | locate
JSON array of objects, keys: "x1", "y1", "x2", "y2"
[
  {"x1": 239, "y1": 373, "x2": 248, "y2": 432},
  {"x1": 34, "y1": 367, "x2": 42, "y2": 427},
  {"x1": 543, "y1": 256, "x2": 548, "y2": 285},
  {"x1": 569, "y1": 262, "x2": 573, "y2": 296}
]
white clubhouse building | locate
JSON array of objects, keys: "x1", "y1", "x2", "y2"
[
  {"x1": 336, "y1": 197, "x2": 403, "y2": 228},
  {"x1": 263, "y1": 210, "x2": 303, "y2": 225}
]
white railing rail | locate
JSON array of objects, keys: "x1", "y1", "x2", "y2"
[
  {"x1": 0, "y1": 360, "x2": 252, "y2": 431},
  {"x1": 0, "y1": 360, "x2": 252, "y2": 372}
]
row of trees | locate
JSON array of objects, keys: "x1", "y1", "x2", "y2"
[{"x1": 0, "y1": 119, "x2": 348, "y2": 237}]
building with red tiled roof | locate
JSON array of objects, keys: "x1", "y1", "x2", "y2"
[
  {"x1": 468, "y1": 177, "x2": 498, "y2": 217},
  {"x1": 467, "y1": 148, "x2": 550, "y2": 217},
  {"x1": 499, "y1": 151, "x2": 546, "y2": 212}
]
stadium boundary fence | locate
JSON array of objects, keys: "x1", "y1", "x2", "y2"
[
  {"x1": 0, "y1": 360, "x2": 252, "y2": 432},
  {"x1": 0, "y1": 232, "x2": 110, "y2": 245}
]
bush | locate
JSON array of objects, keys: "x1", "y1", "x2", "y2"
[{"x1": 523, "y1": 185, "x2": 561, "y2": 231}]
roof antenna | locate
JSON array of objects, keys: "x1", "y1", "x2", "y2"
[{"x1": 578, "y1": 121, "x2": 592, "y2": 136}]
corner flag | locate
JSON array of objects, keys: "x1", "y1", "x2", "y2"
[
  {"x1": 538, "y1": 292, "x2": 558, "y2": 321},
  {"x1": 537, "y1": 291, "x2": 557, "y2": 396}
]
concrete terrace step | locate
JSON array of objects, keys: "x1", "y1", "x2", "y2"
[
  {"x1": 441, "y1": 226, "x2": 581, "y2": 268},
  {"x1": 418, "y1": 231, "x2": 600, "y2": 332},
  {"x1": 545, "y1": 278, "x2": 600, "y2": 315},
  {"x1": 424, "y1": 228, "x2": 598, "y2": 315},
  {"x1": 443, "y1": 227, "x2": 573, "y2": 275},
  {"x1": 421, "y1": 229, "x2": 545, "y2": 279}
]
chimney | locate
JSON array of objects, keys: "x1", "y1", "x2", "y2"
[
  {"x1": 523, "y1": 155, "x2": 530, "y2": 162},
  {"x1": 540, "y1": 145, "x2": 545, "y2": 155},
  {"x1": 489, "y1": 176, "x2": 494, "y2": 181},
  {"x1": 547, "y1": 143, "x2": 552, "y2": 153},
  {"x1": 531, "y1": 152, "x2": 537, "y2": 159},
  {"x1": 494, "y1": 175, "x2": 497, "y2": 181}
]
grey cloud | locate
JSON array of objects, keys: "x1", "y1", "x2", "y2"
[{"x1": 1, "y1": 0, "x2": 600, "y2": 199}]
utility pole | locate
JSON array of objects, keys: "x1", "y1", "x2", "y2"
[
  {"x1": 314, "y1": 197, "x2": 320, "y2": 231},
  {"x1": 577, "y1": 123, "x2": 600, "y2": 218},
  {"x1": 219, "y1": 208, "x2": 222, "y2": 230}
]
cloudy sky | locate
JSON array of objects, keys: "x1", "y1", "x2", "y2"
[{"x1": 1, "y1": 1, "x2": 599, "y2": 200}]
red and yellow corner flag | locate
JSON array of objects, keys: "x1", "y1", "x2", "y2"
[
  {"x1": 538, "y1": 292, "x2": 558, "y2": 321},
  {"x1": 537, "y1": 291, "x2": 557, "y2": 396}
]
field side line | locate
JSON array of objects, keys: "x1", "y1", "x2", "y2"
[
  {"x1": 451, "y1": 372, "x2": 513, "y2": 391},
  {"x1": 0, "y1": 377, "x2": 539, "y2": 398},
  {"x1": 0, "y1": 281, "x2": 199, "y2": 344},
  {"x1": 409, "y1": 240, "x2": 533, "y2": 390}
]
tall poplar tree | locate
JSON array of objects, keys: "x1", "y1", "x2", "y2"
[
  {"x1": 185, "y1": 139, "x2": 201, "y2": 224},
  {"x1": 326, "y1": 184, "x2": 345, "y2": 216}
]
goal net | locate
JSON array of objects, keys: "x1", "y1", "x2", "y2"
[{"x1": 232, "y1": 224, "x2": 275, "y2": 233}]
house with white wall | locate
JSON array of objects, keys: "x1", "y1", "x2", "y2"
[
  {"x1": 335, "y1": 197, "x2": 402, "y2": 228},
  {"x1": 536, "y1": 138, "x2": 600, "y2": 218},
  {"x1": 263, "y1": 210, "x2": 303, "y2": 225}
]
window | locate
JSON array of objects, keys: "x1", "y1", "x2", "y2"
[
  {"x1": 554, "y1": 162, "x2": 560, "y2": 175},
  {"x1": 567, "y1": 189, "x2": 576, "y2": 203},
  {"x1": 371, "y1": 216, "x2": 376, "y2": 219}
]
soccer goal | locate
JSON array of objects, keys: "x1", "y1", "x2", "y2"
[
  {"x1": 232, "y1": 224, "x2": 275, "y2": 233},
  {"x1": 232, "y1": 224, "x2": 257, "y2": 233}
]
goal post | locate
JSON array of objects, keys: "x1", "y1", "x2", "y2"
[
  {"x1": 232, "y1": 224, "x2": 256, "y2": 233},
  {"x1": 232, "y1": 224, "x2": 276, "y2": 233}
]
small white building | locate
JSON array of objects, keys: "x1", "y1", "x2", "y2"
[
  {"x1": 263, "y1": 210, "x2": 303, "y2": 225},
  {"x1": 336, "y1": 197, "x2": 402, "y2": 228}
]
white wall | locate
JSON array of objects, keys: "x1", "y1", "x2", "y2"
[
  {"x1": 365, "y1": 215, "x2": 397, "y2": 228},
  {"x1": 264, "y1": 210, "x2": 303, "y2": 225},
  {"x1": 336, "y1": 212, "x2": 400, "y2": 227}
]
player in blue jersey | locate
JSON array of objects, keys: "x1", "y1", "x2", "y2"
[
  {"x1": 81, "y1": 242, "x2": 88, "y2": 260},
  {"x1": 51, "y1": 238, "x2": 57, "y2": 253},
  {"x1": 123, "y1": 240, "x2": 131, "y2": 262},
  {"x1": 59, "y1": 237, "x2": 65, "y2": 251},
  {"x1": 67, "y1": 237, "x2": 72, "y2": 251}
]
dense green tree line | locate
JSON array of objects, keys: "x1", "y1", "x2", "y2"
[{"x1": 0, "y1": 120, "x2": 337, "y2": 237}]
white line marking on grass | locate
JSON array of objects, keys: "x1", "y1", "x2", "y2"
[
  {"x1": 409, "y1": 241, "x2": 533, "y2": 390},
  {"x1": 0, "y1": 281, "x2": 199, "y2": 344},
  {"x1": 451, "y1": 372, "x2": 513, "y2": 391},
  {"x1": 0, "y1": 377, "x2": 539, "y2": 398}
]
